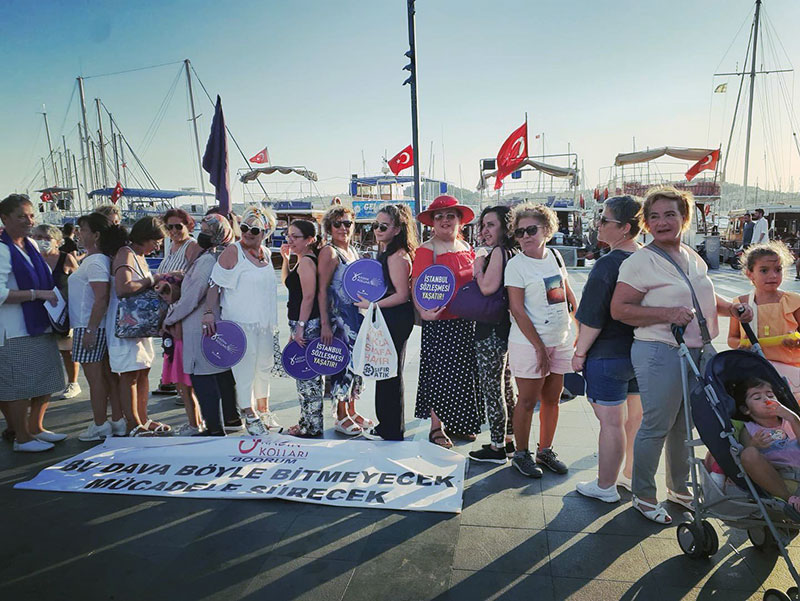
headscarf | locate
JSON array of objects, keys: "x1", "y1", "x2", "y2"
[
  {"x1": 241, "y1": 206, "x2": 268, "y2": 232},
  {"x1": 200, "y1": 213, "x2": 234, "y2": 249}
]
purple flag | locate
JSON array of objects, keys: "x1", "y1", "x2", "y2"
[{"x1": 202, "y1": 95, "x2": 230, "y2": 214}]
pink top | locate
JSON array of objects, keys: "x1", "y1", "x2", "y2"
[
  {"x1": 412, "y1": 246, "x2": 475, "y2": 320},
  {"x1": 745, "y1": 419, "x2": 800, "y2": 470}
]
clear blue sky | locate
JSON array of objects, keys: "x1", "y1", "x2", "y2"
[{"x1": 1, "y1": 0, "x2": 798, "y2": 201}]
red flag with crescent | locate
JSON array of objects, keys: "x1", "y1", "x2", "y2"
[
  {"x1": 111, "y1": 181, "x2": 124, "y2": 204},
  {"x1": 249, "y1": 147, "x2": 269, "y2": 164},
  {"x1": 40, "y1": 192, "x2": 52, "y2": 202},
  {"x1": 494, "y1": 122, "x2": 528, "y2": 190},
  {"x1": 685, "y1": 149, "x2": 720, "y2": 181},
  {"x1": 387, "y1": 145, "x2": 414, "y2": 175}
]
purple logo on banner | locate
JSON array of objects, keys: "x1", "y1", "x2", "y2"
[
  {"x1": 305, "y1": 337, "x2": 350, "y2": 376},
  {"x1": 343, "y1": 259, "x2": 387, "y2": 303},
  {"x1": 201, "y1": 320, "x2": 247, "y2": 368},
  {"x1": 414, "y1": 264, "x2": 456, "y2": 311},
  {"x1": 281, "y1": 341, "x2": 318, "y2": 380}
]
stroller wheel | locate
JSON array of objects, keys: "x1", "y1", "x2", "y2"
[
  {"x1": 701, "y1": 520, "x2": 719, "y2": 556},
  {"x1": 763, "y1": 589, "x2": 791, "y2": 601},
  {"x1": 749, "y1": 526, "x2": 777, "y2": 551},
  {"x1": 787, "y1": 586, "x2": 798, "y2": 600},
  {"x1": 677, "y1": 522, "x2": 711, "y2": 559}
]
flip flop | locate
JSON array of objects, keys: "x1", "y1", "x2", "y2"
[{"x1": 428, "y1": 427, "x2": 452, "y2": 449}]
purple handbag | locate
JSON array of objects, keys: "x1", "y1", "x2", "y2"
[{"x1": 448, "y1": 250, "x2": 509, "y2": 324}]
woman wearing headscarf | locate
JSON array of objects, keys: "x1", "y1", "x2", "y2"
[
  {"x1": 204, "y1": 206, "x2": 278, "y2": 436},
  {"x1": 0, "y1": 194, "x2": 66, "y2": 452},
  {"x1": 164, "y1": 214, "x2": 237, "y2": 436}
]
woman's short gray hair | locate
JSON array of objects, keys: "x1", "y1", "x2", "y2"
[
  {"x1": 32, "y1": 224, "x2": 63, "y2": 243},
  {"x1": 604, "y1": 195, "x2": 643, "y2": 237}
]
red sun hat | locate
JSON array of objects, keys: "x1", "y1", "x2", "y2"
[{"x1": 417, "y1": 195, "x2": 476, "y2": 227}]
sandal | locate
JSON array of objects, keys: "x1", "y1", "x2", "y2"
[
  {"x1": 129, "y1": 419, "x2": 172, "y2": 437},
  {"x1": 350, "y1": 412, "x2": 375, "y2": 430},
  {"x1": 428, "y1": 427, "x2": 453, "y2": 449},
  {"x1": 666, "y1": 489, "x2": 694, "y2": 511},
  {"x1": 334, "y1": 416, "x2": 362, "y2": 436},
  {"x1": 286, "y1": 424, "x2": 322, "y2": 439},
  {"x1": 632, "y1": 495, "x2": 673, "y2": 524}
]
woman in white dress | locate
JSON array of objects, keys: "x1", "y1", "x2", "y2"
[{"x1": 106, "y1": 217, "x2": 169, "y2": 436}]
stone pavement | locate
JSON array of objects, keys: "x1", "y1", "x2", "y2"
[{"x1": 1, "y1": 267, "x2": 799, "y2": 601}]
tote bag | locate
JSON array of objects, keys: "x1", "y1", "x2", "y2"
[
  {"x1": 351, "y1": 303, "x2": 398, "y2": 380},
  {"x1": 115, "y1": 289, "x2": 168, "y2": 338}
]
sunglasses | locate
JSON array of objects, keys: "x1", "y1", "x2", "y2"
[
  {"x1": 598, "y1": 216, "x2": 622, "y2": 226},
  {"x1": 372, "y1": 222, "x2": 391, "y2": 232},
  {"x1": 165, "y1": 223, "x2": 184, "y2": 231},
  {"x1": 332, "y1": 220, "x2": 353, "y2": 229},
  {"x1": 241, "y1": 223, "x2": 267, "y2": 236},
  {"x1": 514, "y1": 225, "x2": 539, "y2": 238},
  {"x1": 433, "y1": 212, "x2": 459, "y2": 222}
]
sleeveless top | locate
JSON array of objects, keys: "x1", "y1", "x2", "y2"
[
  {"x1": 210, "y1": 242, "x2": 277, "y2": 332},
  {"x1": 737, "y1": 291, "x2": 800, "y2": 366},
  {"x1": 329, "y1": 245, "x2": 358, "y2": 306},
  {"x1": 411, "y1": 245, "x2": 475, "y2": 320},
  {"x1": 287, "y1": 254, "x2": 320, "y2": 321},
  {"x1": 53, "y1": 251, "x2": 70, "y2": 298},
  {"x1": 157, "y1": 239, "x2": 191, "y2": 274}
]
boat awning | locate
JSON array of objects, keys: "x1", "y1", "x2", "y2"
[
  {"x1": 36, "y1": 187, "x2": 75, "y2": 193},
  {"x1": 614, "y1": 147, "x2": 718, "y2": 166},
  {"x1": 478, "y1": 158, "x2": 578, "y2": 190},
  {"x1": 88, "y1": 188, "x2": 214, "y2": 200},
  {"x1": 240, "y1": 166, "x2": 318, "y2": 183}
]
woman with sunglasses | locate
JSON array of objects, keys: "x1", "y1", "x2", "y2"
[
  {"x1": 205, "y1": 207, "x2": 279, "y2": 436},
  {"x1": 280, "y1": 219, "x2": 324, "y2": 437},
  {"x1": 573, "y1": 196, "x2": 643, "y2": 503},
  {"x1": 357, "y1": 203, "x2": 418, "y2": 441},
  {"x1": 157, "y1": 208, "x2": 202, "y2": 433},
  {"x1": 412, "y1": 195, "x2": 481, "y2": 448},
  {"x1": 318, "y1": 205, "x2": 373, "y2": 435},
  {"x1": 505, "y1": 203, "x2": 577, "y2": 478}
]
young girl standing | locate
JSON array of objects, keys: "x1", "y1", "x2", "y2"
[{"x1": 728, "y1": 242, "x2": 800, "y2": 399}]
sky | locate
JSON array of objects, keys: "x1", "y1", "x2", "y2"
[{"x1": 1, "y1": 0, "x2": 799, "y2": 203}]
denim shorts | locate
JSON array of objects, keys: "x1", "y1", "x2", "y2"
[{"x1": 584, "y1": 356, "x2": 639, "y2": 406}]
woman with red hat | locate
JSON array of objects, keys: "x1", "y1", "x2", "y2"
[{"x1": 412, "y1": 194, "x2": 481, "y2": 448}]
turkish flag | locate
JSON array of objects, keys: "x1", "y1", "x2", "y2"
[
  {"x1": 387, "y1": 145, "x2": 413, "y2": 175},
  {"x1": 40, "y1": 192, "x2": 52, "y2": 202},
  {"x1": 249, "y1": 147, "x2": 269, "y2": 164},
  {"x1": 494, "y1": 122, "x2": 528, "y2": 190},
  {"x1": 603, "y1": 188, "x2": 609, "y2": 200},
  {"x1": 111, "y1": 181, "x2": 124, "y2": 204},
  {"x1": 685, "y1": 149, "x2": 720, "y2": 181},
  {"x1": 580, "y1": 194, "x2": 585, "y2": 208}
]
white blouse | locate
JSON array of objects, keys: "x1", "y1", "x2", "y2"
[{"x1": 0, "y1": 239, "x2": 41, "y2": 345}]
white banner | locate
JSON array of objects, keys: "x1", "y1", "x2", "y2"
[{"x1": 15, "y1": 435, "x2": 466, "y2": 514}]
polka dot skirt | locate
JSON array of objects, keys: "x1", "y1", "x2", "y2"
[{"x1": 415, "y1": 318, "x2": 481, "y2": 435}]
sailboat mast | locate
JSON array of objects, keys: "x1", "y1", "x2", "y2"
[
  {"x1": 95, "y1": 99, "x2": 109, "y2": 188},
  {"x1": 184, "y1": 59, "x2": 206, "y2": 199},
  {"x1": 42, "y1": 106, "x2": 58, "y2": 188},
  {"x1": 77, "y1": 77, "x2": 94, "y2": 192},
  {"x1": 743, "y1": 0, "x2": 762, "y2": 205}
]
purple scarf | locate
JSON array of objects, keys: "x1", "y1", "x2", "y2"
[{"x1": 0, "y1": 230, "x2": 54, "y2": 336}]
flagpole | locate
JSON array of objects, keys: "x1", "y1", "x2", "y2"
[{"x1": 404, "y1": 0, "x2": 422, "y2": 226}]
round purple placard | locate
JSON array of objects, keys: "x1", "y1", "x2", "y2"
[
  {"x1": 305, "y1": 337, "x2": 351, "y2": 376},
  {"x1": 201, "y1": 320, "x2": 247, "y2": 368},
  {"x1": 414, "y1": 264, "x2": 456, "y2": 311},
  {"x1": 343, "y1": 259, "x2": 387, "y2": 303},
  {"x1": 282, "y1": 341, "x2": 317, "y2": 380}
]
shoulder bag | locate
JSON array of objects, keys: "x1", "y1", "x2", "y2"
[{"x1": 448, "y1": 248, "x2": 509, "y2": 324}]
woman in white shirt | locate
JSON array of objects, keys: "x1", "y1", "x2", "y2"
[{"x1": 70, "y1": 212, "x2": 124, "y2": 442}]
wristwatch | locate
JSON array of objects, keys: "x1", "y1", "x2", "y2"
[{"x1": 297, "y1": 320, "x2": 306, "y2": 327}]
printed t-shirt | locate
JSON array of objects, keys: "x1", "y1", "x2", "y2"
[
  {"x1": 504, "y1": 248, "x2": 572, "y2": 347},
  {"x1": 745, "y1": 418, "x2": 800, "y2": 470},
  {"x1": 412, "y1": 246, "x2": 475, "y2": 320},
  {"x1": 575, "y1": 249, "x2": 635, "y2": 359},
  {"x1": 617, "y1": 245, "x2": 718, "y2": 348}
]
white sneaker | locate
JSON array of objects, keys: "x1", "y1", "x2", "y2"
[
  {"x1": 33, "y1": 429, "x2": 67, "y2": 443},
  {"x1": 245, "y1": 416, "x2": 268, "y2": 436},
  {"x1": 576, "y1": 479, "x2": 621, "y2": 503},
  {"x1": 14, "y1": 439, "x2": 54, "y2": 453},
  {"x1": 110, "y1": 418, "x2": 127, "y2": 437},
  {"x1": 176, "y1": 423, "x2": 201, "y2": 437},
  {"x1": 79, "y1": 421, "x2": 113, "y2": 442},
  {"x1": 261, "y1": 411, "x2": 281, "y2": 430},
  {"x1": 60, "y1": 383, "x2": 82, "y2": 399}
]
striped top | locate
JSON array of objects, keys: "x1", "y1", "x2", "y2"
[{"x1": 157, "y1": 239, "x2": 192, "y2": 274}]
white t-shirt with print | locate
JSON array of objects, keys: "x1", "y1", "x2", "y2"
[
  {"x1": 68, "y1": 253, "x2": 111, "y2": 328},
  {"x1": 504, "y1": 248, "x2": 573, "y2": 347}
]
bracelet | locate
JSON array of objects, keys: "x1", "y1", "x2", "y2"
[
  {"x1": 203, "y1": 309, "x2": 213, "y2": 315},
  {"x1": 574, "y1": 353, "x2": 586, "y2": 358},
  {"x1": 29, "y1": 289, "x2": 36, "y2": 301}
]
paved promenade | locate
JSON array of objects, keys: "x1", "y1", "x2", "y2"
[{"x1": 1, "y1": 267, "x2": 798, "y2": 600}]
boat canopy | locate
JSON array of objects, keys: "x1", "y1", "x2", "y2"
[
  {"x1": 88, "y1": 187, "x2": 214, "y2": 200},
  {"x1": 478, "y1": 158, "x2": 578, "y2": 190},
  {"x1": 36, "y1": 187, "x2": 75, "y2": 193},
  {"x1": 240, "y1": 166, "x2": 318, "y2": 183},
  {"x1": 614, "y1": 147, "x2": 718, "y2": 166}
]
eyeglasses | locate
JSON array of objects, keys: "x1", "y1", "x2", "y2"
[
  {"x1": 433, "y1": 212, "x2": 459, "y2": 222},
  {"x1": 598, "y1": 216, "x2": 622, "y2": 226},
  {"x1": 332, "y1": 220, "x2": 353, "y2": 229},
  {"x1": 240, "y1": 224, "x2": 263, "y2": 236},
  {"x1": 372, "y1": 222, "x2": 391, "y2": 232},
  {"x1": 165, "y1": 223, "x2": 184, "y2": 231},
  {"x1": 514, "y1": 225, "x2": 539, "y2": 238}
]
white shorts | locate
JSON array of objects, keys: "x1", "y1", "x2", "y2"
[{"x1": 508, "y1": 340, "x2": 572, "y2": 379}]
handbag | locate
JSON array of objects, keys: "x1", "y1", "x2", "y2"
[
  {"x1": 645, "y1": 244, "x2": 716, "y2": 371},
  {"x1": 115, "y1": 289, "x2": 168, "y2": 338},
  {"x1": 351, "y1": 303, "x2": 398, "y2": 380},
  {"x1": 449, "y1": 248, "x2": 509, "y2": 323}
]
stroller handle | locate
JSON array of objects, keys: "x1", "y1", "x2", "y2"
[
  {"x1": 671, "y1": 324, "x2": 686, "y2": 345},
  {"x1": 735, "y1": 305, "x2": 761, "y2": 348}
]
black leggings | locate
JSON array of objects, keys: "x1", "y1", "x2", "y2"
[
  {"x1": 190, "y1": 370, "x2": 238, "y2": 434},
  {"x1": 374, "y1": 303, "x2": 414, "y2": 440}
]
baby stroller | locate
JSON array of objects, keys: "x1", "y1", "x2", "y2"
[{"x1": 673, "y1": 322, "x2": 800, "y2": 601}]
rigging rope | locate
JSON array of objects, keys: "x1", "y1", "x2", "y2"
[
  {"x1": 139, "y1": 65, "x2": 183, "y2": 156},
  {"x1": 83, "y1": 60, "x2": 184, "y2": 80}
]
